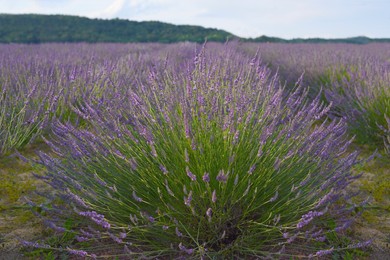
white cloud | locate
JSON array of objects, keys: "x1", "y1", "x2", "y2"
[{"x1": 90, "y1": 0, "x2": 126, "y2": 18}]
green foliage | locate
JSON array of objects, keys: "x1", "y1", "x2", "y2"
[
  {"x1": 325, "y1": 230, "x2": 368, "y2": 259},
  {"x1": 0, "y1": 14, "x2": 235, "y2": 43},
  {"x1": 22, "y1": 218, "x2": 79, "y2": 259}
]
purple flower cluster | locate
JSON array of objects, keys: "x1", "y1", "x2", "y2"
[
  {"x1": 309, "y1": 247, "x2": 334, "y2": 258},
  {"x1": 297, "y1": 210, "x2": 325, "y2": 229},
  {"x1": 66, "y1": 247, "x2": 89, "y2": 257},
  {"x1": 79, "y1": 211, "x2": 110, "y2": 229}
]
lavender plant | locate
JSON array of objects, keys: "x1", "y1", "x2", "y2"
[
  {"x1": 31, "y1": 45, "x2": 365, "y2": 258},
  {"x1": 0, "y1": 76, "x2": 51, "y2": 155},
  {"x1": 324, "y1": 60, "x2": 390, "y2": 147}
]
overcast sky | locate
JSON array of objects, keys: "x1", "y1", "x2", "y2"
[{"x1": 1, "y1": 0, "x2": 389, "y2": 39}]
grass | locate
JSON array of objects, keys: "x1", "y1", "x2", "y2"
[
  {"x1": 347, "y1": 147, "x2": 390, "y2": 255},
  {"x1": 0, "y1": 142, "x2": 50, "y2": 253}
]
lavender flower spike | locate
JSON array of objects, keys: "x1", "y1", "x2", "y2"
[
  {"x1": 132, "y1": 191, "x2": 143, "y2": 202},
  {"x1": 311, "y1": 247, "x2": 334, "y2": 258},
  {"x1": 269, "y1": 190, "x2": 278, "y2": 202},
  {"x1": 216, "y1": 169, "x2": 228, "y2": 183},
  {"x1": 179, "y1": 242, "x2": 195, "y2": 255},
  {"x1": 66, "y1": 247, "x2": 88, "y2": 257},
  {"x1": 184, "y1": 191, "x2": 193, "y2": 206},
  {"x1": 212, "y1": 190, "x2": 217, "y2": 203},
  {"x1": 202, "y1": 172, "x2": 210, "y2": 182},
  {"x1": 206, "y1": 207, "x2": 213, "y2": 222},
  {"x1": 186, "y1": 166, "x2": 197, "y2": 181}
]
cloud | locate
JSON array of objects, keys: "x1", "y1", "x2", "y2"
[{"x1": 91, "y1": 0, "x2": 126, "y2": 18}]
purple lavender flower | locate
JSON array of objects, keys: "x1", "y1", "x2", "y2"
[
  {"x1": 80, "y1": 229, "x2": 94, "y2": 238},
  {"x1": 175, "y1": 227, "x2": 183, "y2": 237},
  {"x1": 79, "y1": 211, "x2": 110, "y2": 229},
  {"x1": 129, "y1": 157, "x2": 138, "y2": 170},
  {"x1": 316, "y1": 236, "x2": 326, "y2": 242},
  {"x1": 297, "y1": 211, "x2": 324, "y2": 229},
  {"x1": 269, "y1": 190, "x2": 278, "y2": 202},
  {"x1": 21, "y1": 240, "x2": 50, "y2": 249},
  {"x1": 216, "y1": 169, "x2": 228, "y2": 183},
  {"x1": 206, "y1": 208, "x2": 212, "y2": 221},
  {"x1": 132, "y1": 191, "x2": 143, "y2": 202},
  {"x1": 148, "y1": 216, "x2": 155, "y2": 223},
  {"x1": 274, "y1": 157, "x2": 281, "y2": 171},
  {"x1": 212, "y1": 190, "x2": 217, "y2": 203},
  {"x1": 159, "y1": 164, "x2": 168, "y2": 175},
  {"x1": 248, "y1": 164, "x2": 256, "y2": 175},
  {"x1": 316, "y1": 189, "x2": 334, "y2": 208},
  {"x1": 66, "y1": 247, "x2": 88, "y2": 257},
  {"x1": 347, "y1": 239, "x2": 373, "y2": 249},
  {"x1": 310, "y1": 228, "x2": 323, "y2": 238},
  {"x1": 202, "y1": 172, "x2": 210, "y2": 183},
  {"x1": 186, "y1": 166, "x2": 196, "y2": 181},
  {"x1": 119, "y1": 232, "x2": 127, "y2": 239},
  {"x1": 44, "y1": 220, "x2": 66, "y2": 232},
  {"x1": 178, "y1": 243, "x2": 194, "y2": 255},
  {"x1": 150, "y1": 143, "x2": 157, "y2": 157},
  {"x1": 313, "y1": 247, "x2": 334, "y2": 257},
  {"x1": 67, "y1": 189, "x2": 89, "y2": 208},
  {"x1": 76, "y1": 236, "x2": 89, "y2": 242},
  {"x1": 94, "y1": 173, "x2": 107, "y2": 186},
  {"x1": 109, "y1": 232, "x2": 123, "y2": 244},
  {"x1": 334, "y1": 219, "x2": 353, "y2": 233},
  {"x1": 184, "y1": 191, "x2": 193, "y2": 206},
  {"x1": 287, "y1": 232, "x2": 299, "y2": 244}
]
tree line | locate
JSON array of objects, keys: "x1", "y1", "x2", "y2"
[{"x1": 0, "y1": 14, "x2": 389, "y2": 44}]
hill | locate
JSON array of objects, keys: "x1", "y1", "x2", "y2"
[
  {"x1": 0, "y1": 14, "x2": 236, "y2": 43},
  {"x1": 0, "y1": 14, "x2": 389, "y2": 44}
]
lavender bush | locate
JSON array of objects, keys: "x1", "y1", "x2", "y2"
[
  {"x1": 30, "y1": 44, "x2": 366, "y2": 258},
  {"x1": 324, "y1": 59, "x2": 390, "y2": 147},
  {"x1": 0, "y1": 63, "x2": 53, "y2": 155}
]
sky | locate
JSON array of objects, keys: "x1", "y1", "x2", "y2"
[{"x1": 1, "y1": 0, "x2": 389, "y2": 39}]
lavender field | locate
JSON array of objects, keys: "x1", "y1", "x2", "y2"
[{"x1": 0, "y1": 42, "x2": 389, "y2": 259}]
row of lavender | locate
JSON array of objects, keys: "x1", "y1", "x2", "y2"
[
  {"x1": 2, "y1": 42, "x2": 389, "y2": 156},
  {"x1": 1, "y1": 42, "x2": 388, "y2": 258},
  {"x1": 240, "y1": 42, "x2": 390, "y2": 147}
]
